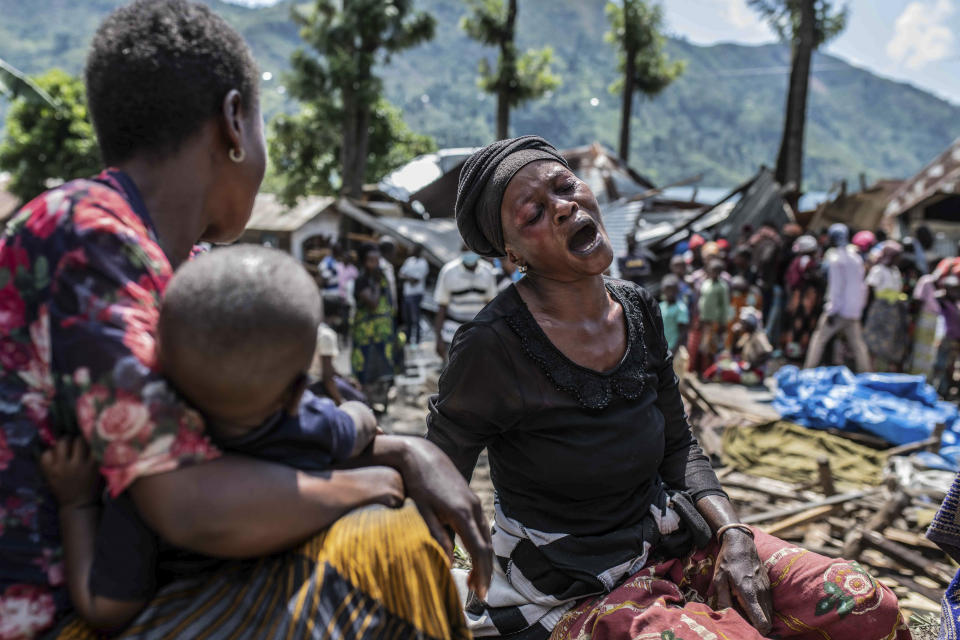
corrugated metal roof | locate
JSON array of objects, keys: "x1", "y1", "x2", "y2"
[
  {"x1": 711, "y1": 168, "x2": 790, "y2": 239},
  {"x1": 336, "y1": 198, "x2": 460, "y2": 268},
  {"x1": 884, "y1": 138, "x2": 960, "y2": 219},
  {"x1": 563, "y1": 143, "x2": 656, "y2": 200},
  {"x1": 245, "y1": 193, "x2": 336, "y2": 232},
  {"x1": 379, "y1": 143, "x2": 660, "y2": 220},
  {"x1": 378, "y1": 148, "x2": 478, "y2": 202}
]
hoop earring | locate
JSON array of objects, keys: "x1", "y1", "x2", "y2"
[
  {"x1": 517, "y1": 264, "x2": 528, "y2": 274},
  {"x1": 229, "y1": 147, "x2": 245, "y2": 163}
]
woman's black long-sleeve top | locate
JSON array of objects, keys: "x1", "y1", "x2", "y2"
[{"x1": 427, "y1": 279, "x2": 725, "y2": 537}]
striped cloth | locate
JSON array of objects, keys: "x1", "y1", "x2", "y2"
[
  {"x1": 930, "y1": 472, "x2": 960, "y2": 639},
  {"x1": 50, "y1": 502, "x2": 468, "y2": 640},
  {"x1": 928, "y1": 471, "x2": 960, "y2": 562},
  {"x1": 457, "y1": 486, "x2": 709, "y2": 639},
  {"x1": 941, "y1": 571, "x2": 960, "y2": 640}
]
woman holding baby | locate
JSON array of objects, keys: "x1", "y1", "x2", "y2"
[{"x1": 0, "y1": 1, "x2": 489, "y2": 637}]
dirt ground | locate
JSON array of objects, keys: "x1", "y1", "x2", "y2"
[{"x1": 379, "y1": 377, "x2": 497, "y2": 524}]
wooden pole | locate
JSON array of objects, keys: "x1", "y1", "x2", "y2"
[
  {"x1": 841, "y1": 490, "x2": 910, "y2": 559},
  {"x1": 929, "y1": 422, "x2": 947, "y2": 453},
  {"x1": 862, "y1": 530, "x2": 954, "y2": 585},
  {"x1": 817, "y1": 457, "x2": 836, "y2": 496}
]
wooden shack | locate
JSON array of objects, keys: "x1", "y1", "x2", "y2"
[
  {"x1": 237, "y1": 193, "x2": 338, "y2": 261},
  {"x1": 808, "y1": 179, "x2": 903, "y2": 233},
  {"x1": 884, "y1": 138, "x2": 960, "y2": 241}
]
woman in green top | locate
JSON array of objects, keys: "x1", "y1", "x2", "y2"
[{"x1": 352, "y1": 243, "x2": 401, "y2": 412}]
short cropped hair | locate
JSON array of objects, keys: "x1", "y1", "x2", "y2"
[
  {"x1": 85, "y1": 0, "x2": 258, "y2": 164},
  {"x1": 159, "y1": 245, "x2": 321, "y2": 406},
  {"x1": 660, "y1": 274, "x2": 680, "y2": 290}
]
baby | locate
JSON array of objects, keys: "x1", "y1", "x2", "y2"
[{"x1": 41, "y1": 245, "x2": 378, "y2": 633}]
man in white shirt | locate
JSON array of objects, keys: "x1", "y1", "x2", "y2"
[
  {"x1": 433, "y1": 252, "x2": 498, "y2": 359},
  {"x1": 399, "y1": 246, "x2": 429, "y2": 344},
  {"x1": 804, "y1": 224, "x2": 871, "y2": 371}
]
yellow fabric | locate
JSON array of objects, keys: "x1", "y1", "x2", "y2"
[
  {"x1": 307, "y1": 501, "x2": 468, "y2": 640},
  {"x1": 54, "y1": 501, "x2": 469, "y2": 640},
  {"x1": 874, "y1": 289, "x2": 908, "y2": 304},
  {"x1": 722, "y1": 420, "x2": 886, "y2": 488}
]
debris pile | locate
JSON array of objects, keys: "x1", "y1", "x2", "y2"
[{"x1": 683, "y1": 376, "x2": 955, "y2": 620}]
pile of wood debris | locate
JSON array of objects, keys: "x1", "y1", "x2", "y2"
[{"x1": 683, "y1": 377, "x2": 954, "y2": 624}]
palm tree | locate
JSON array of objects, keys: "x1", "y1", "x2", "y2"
[{"x1": 748, "y1": 0, "x2": 847, "y2": 209}]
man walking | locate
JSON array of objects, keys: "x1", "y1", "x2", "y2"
[
  {"x1": 804, "y1": 223, "x2": 872, "y2": 372},
  {"x1": 399, "y1": 246, "x2": 429, "y2": 344},
  {"x1": 433, "y1": 251, "x2": 497, "y2": 360}
]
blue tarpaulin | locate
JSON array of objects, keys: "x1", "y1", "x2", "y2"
[{"x1": 774, "y1": 366, "x2": 960, "y2": 456}]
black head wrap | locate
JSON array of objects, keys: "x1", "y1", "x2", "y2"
[{"x1": 455, "y1": 135, "x2": 569, "y2": 257}]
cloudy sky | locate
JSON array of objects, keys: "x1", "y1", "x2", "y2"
[
  {"x1": 664, "y1": 0, "x2": 960, "y2": 104},
  {"x1": 229, "y1": 0, "x2": 960, "y2": 105}
]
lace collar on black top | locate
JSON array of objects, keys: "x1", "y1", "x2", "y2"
[{"x1": 503, "y1": 279, "x2": 651, "y2": 410}]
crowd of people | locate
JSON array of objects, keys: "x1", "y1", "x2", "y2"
[
  {"x1": 0, "y1": 0, "x2": 941, "y2": 637},
  {"x1": 310, "y1": 238, "x2": 511, "y2": 413},
  {"x1": 639, "y1": 220, "x2": 960, "y2": 395}
]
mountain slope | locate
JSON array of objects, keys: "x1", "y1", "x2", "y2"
[{"x1": 1, "y1": 0, "x2": 958, "y2": 190}]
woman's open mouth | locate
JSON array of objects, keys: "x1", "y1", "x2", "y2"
[{"x1": 567, "y1": 218, "x2": 602, "y2": 255}]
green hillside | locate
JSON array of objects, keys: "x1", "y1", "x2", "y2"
[{"x1": 2, "y1": 0, "x2": 958, "y2": 190}]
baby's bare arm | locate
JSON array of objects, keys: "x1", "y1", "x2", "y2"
[
  {"x1": 339, "y1": 401, "x2": 379, "y2": 457},
  {"x1": 41, "y1": 439, "x2": 146, "y2": 633}
]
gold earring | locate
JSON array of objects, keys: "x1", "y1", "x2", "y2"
[
  {"x1": 518, "y1": 264, "x2": 528, "y2": 274},
  {"x1": 229, "y1": 147, "x2": 245, "y2": 163}
]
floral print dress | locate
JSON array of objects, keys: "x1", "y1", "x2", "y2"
[{"x1": 0, "y1": 170, "x2": 218, "y2": 639}]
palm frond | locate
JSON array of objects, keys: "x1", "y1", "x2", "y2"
[{"x1": 0, "y1": 58, "x2": 61, "y2": 109}]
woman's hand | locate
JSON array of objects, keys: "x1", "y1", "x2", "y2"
[
  {"x1": 397, "y1": 438, "x2": 493, "y2": 599},
  {"x1": 713, "y1": 529, "x2": 773, "y2": 634},
  {"x1": 336, "y1": 435, "x2": 494, "y2": 598},
  {"x1": 352, "y1": 466, "x2": 405, "y2": 508}
]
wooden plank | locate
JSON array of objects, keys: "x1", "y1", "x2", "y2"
[
  {"x1": 741, "y1": 489, "x2": 874, "y2": 525},
  {"x1": 881, "y1": 527, "x2": 941, "y2": 551},
  {"x1": 721, "y1": 479, "x2": 806, "y2": 502},
  {"x1": 883, "y1": 424, "x2": 946, "y2": 458},
  {"x1": 841, "y1": 490, "x2": 910, "y2": 558},
  {"x1": 824, "y1": 428, "x2": 889, "y2": 449},
  {"x1": 679, "y1": 378, "x2": 721, "y2": 416},
  {"x1": 875, "y1": 569, "x2": 946, "y2": 603},
  {"x1": 884, "y1": 437, "x2": 939, "y2": 458},
  {"x1": 861, "y1": 530, "x2": 954, "y2": 585},
  {"x1": 761, "y1": 505, "x2": 836, "y2": 537}
]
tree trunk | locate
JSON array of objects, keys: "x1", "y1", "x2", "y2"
[
  {"x1": 496, "y1": 0, "x2": 518, "y2": 140},
  {"x1": 340, "y1": 86, "x2": 363, "y2": 199},
  {"x1": 352, "y1": 103, "x2": 371, "y2": 197},
  {"x1": 618, "y1": 45, "x2": 636, "y2": 162},
  {"x1": 338, "y1": 0, "x2": 367, "y2": 199},
  {"x1": 775, "y1": 0, "x2": 815, "y2": 211},
  {"x1": 496, "y1": 89, "x2": 510, "y2": 141}
]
